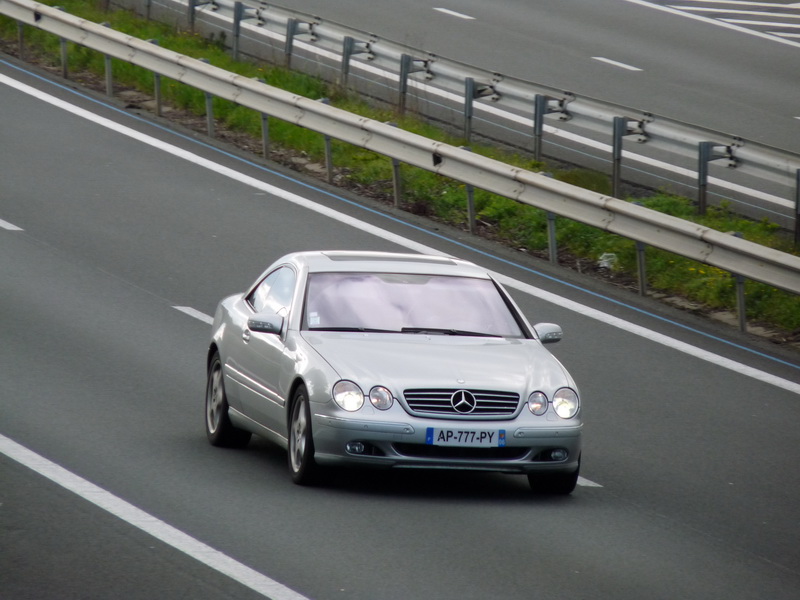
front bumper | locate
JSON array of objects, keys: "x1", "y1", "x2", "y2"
[{"x1": 311, "y1": 413, "x2": 582, "y2": 474}]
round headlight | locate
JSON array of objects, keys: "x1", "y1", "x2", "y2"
[
  {"x1": 552, "y1": 388, "x2": 579, "y2": 419},
  {"x1": 332, "y1": 380, "x2": 364, "y2": 411},
  {"x1": 527, "y1": 391, "x2": 548, "y2": 415},
  {"x1": 369, "y1": 386, "x2": 394, "y2": 410}
]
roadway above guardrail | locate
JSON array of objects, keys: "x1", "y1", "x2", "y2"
[{"x1": 2, "y1": 0, "x2": 799, "y2": 296}]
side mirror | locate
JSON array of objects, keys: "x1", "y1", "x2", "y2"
[
  {"x1": 248, "y1": 312, "x2": 284, "y2": 335},
  {"x1": 534, "y1": 322, "x2": 562, "y2": 344}
]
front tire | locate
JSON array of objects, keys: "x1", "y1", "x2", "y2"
[
  {"x1": 206, "y1": 352, "x2": 251, "y2": 448},
  {"x1": 288, "y1": 385, "x2": 319, "y2": 485}
]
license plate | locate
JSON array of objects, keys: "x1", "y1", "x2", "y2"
[{"x1": 426, "y1": 428, "x2": 506, "y2": 447}]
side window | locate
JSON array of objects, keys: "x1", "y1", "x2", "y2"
[
  {"x1": 247, "y1": 267, "x2": 296, "y2": 316},
  {"x1": 248, "y1": 270, "x2": 279, "y2": 312}
]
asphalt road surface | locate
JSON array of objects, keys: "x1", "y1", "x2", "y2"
[{"x1": 1, "y1": 53, "x2": 799, "y2": 600}]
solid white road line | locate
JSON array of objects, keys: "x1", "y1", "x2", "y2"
[
  {"x1": 0, "y1": 217, "x2": 23, "y2": 231},
  {"x1": 0, "y1": 433, "x2": 310, "y2": 600}
]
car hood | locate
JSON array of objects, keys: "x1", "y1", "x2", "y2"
[{"x1": 300, "y1": 332, "x2": 572, "y2": 394}]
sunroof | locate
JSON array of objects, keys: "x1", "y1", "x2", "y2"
[{"x1": 323, "y1": 253, "x2": 457, "y2": 265}]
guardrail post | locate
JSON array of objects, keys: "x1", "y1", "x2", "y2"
[
  {"x1": 612, "y1": 117, "x2": 649, "y2": 198},
  {"x1": 261, "y1": 111, "x2": 270, "y2": 156},
  {"x1": 199, "y1": 58, "x2": 215, "y2": 137},
  {"x1": 464, "y1": 78, "x2": 498, "y2": 143},
  {"x1": 698, "y1": 141, "x2": 738, "y2": 215},
  {"x1": 101, "y1": 23, "x2": 113, "y2": 96},
  {"x1": 636, "y1": 240, "x2": 647, "y2": 296},
  {"x1": 257, "y1": 79, "x2": 270, "y2": 157},
  {"x1": 547, "y1": 211, "x2": 558, "y2": 264},
  {"x1": 698, "y1": 142, "x2": 713, "y2": 215},
  {"x1": 632, "y1": 202, "x2": 648, "y2": 295},
  {"x1": 464, "y1": 78, "x2": 475, "y2": 143},
  {"x1": 533, "y1": 94, "x2": 572, "y2": 162},
  {"x1": 386, "y1": 122, "x2": 404, "y2": 208},
  {"x1": 459, "y1": 147, "x2": 477, "y2": 233},
  {"x1": 59, "y1": 36, "x2": 68, "y2": 79},
  {"x1": 56, "y1": 5, "x2": 69, "y2": 80},
  {"x1": 398, "y1": 55, "x2": 412, "y2": 115},
  {"x1": 17, "y1": 22, "x2": 24, "y2": 61},
  {"x1": 731, "y1": 232, "x2": 747, "y2": 332},
  {"x1": 735, "y1": 271, "x2": 747, "y2": 332},
  {"x1": 103, "y1": 53, "x2": 112, "y2": 96},
  {"x1": 398, "y1": 54, "x2": 430, "y2": 115},
  {"x1": 232, "y1": 2, "x2": 263, "y2": 61},
  {"x1": 318, "y1": 98, "x2": 334, "y2": 183},
  {"x1": 148, "y1": 40, "x2": 162, "y2": 117},
  {"x1": 612, "y1": 117, "x2": 625, "y2": 198},
  {"x1": 285, "y1": 18, "x2": 298, "y2": 68},
  {"x1": 285, "y1": 18, "x2": 317, "y2": 69},
  {"x1": 188, "y1": 0, "x2": 218, "y2": 32},
  {"x1": 232, "y1": 2, "x2": 244, "y2": 61},
  {"x1": 533, "y1": 96, "x2": 547, "y2": 162},
  {"x1": 341, "y1": 36, "x2": 372, "y2": 87},
  {"x1": 188, "y1": 0, "x2": 196, "y2": 31}
]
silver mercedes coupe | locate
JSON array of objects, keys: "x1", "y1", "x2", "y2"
[{"x1": 205, "y1": 251, "x2": 583, "y2": 494}]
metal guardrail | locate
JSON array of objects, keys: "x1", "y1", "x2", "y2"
[
  {"x1": 122, "y1": 0, "x2": 800, "y2": 238},
  {"x1": 2, "y1": 0, "x2": 800, "y2": 299}
]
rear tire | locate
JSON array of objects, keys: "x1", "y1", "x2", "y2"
[
  {"x1": 288, "y1": 385, "x2": 319, "y2": 485},
  {"x1": 527, "y1": 455, "x2": 580, "y2": 495},
  {"x1": 205, "y1": 352, "x2": 251, "y2": 448}
]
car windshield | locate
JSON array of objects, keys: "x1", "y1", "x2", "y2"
[{"x1": 304, "y1": 272, "x2": 525, "y2": 338}]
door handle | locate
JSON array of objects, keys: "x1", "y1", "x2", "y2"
[{"x1": 242, "y1": 329, "x2": 251, "y2": 343}]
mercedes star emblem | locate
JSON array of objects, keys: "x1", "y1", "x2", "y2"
[{"x1": 451, "y1": 390, "x2": 477, "y2": 413}]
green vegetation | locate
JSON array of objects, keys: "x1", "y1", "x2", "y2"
[{"x1": 2, "y1": 0, "x2": 798, "y2": 333}]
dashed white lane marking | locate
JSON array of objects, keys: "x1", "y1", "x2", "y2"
[
  {"x1": 433, "y1": 7, "x2": 476, "y2": 19},
  {"x1": 578, "y1": 477, "x2": 603, "y2": 488},
  {"x1": 0, "y1": 433, "x2": 310, "y2": 600},
  {"x1": 174, "y1": 305, "x2": 214, "y2": 324},
  {"x1": 0, "y1": 218, "x2": 23, "y2": 231},
  {"x1": 591, "y1": 57, "x2": 643, "y2": 71}
]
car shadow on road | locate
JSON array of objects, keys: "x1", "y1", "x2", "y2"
[
  {"x1": 240, "y1": 438, "x2": 579, "y2": 504},
  {"x1": 320, "y1": 468, "x2": 576, "y2": 503}
]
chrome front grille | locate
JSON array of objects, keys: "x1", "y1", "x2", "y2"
[{"x1": 403, "y1": 388, "x2": 520, "y2": 416}]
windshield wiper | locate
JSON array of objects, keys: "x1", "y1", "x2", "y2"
[{"x1": 401, "y1": 327, "x2": 500, "y2": 337}]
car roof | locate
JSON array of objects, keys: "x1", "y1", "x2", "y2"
[{"x1": 285, "y1": 251, "x2": 490, "y2": 278}]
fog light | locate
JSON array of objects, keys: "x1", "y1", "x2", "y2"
[
  {"x1": 550, "y1": 448, "x2": 568, "y2": 461},
  {"x1": 346, "y1": 441, "x2": 366, "y2": 455}
]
